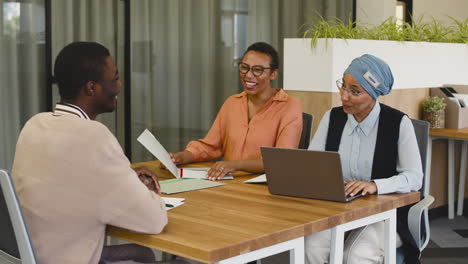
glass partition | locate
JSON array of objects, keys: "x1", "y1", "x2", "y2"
[
  {"x1": 0, "y1": 0, "x2": 46, "y2": 170},
  {"x1": 129, "y1": 0, "x2": 353, "y2": 162}
]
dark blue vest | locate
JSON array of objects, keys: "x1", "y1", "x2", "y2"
[{"x1": 325, "y1": 103, "x2": 420, "y2": 263}]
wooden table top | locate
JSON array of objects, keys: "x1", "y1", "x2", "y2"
[
  {"x1": 430, "y1": 127, "x2": 468, "y2": 139},
  {"x1": 107, "y1": 161, "x2": 420, "y2": 263}
]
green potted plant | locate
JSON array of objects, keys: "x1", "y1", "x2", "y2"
[
  {"x1": 283, "y1": 16, "x2": 468, "y2": 93},
  {"x1": 301, "y1": 15, "x2": 468, "y2": 48},
  {"x1": 421, "y1": 96, "x2": 446, "y2": 128}
]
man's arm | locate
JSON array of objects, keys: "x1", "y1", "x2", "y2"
[{"x1": 95, "y1": 129, "x2": 168, "y2": 234}]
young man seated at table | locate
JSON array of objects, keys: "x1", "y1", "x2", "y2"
[{"x1": 12, "y1": 42, "x2": 186, "y2": 264}]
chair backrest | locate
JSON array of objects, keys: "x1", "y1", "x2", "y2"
[
  {"x1": 0, "y1": 170, "x2": 36, "y2": 264},
  {"x1": 410, "y1": 119, "x2": 430, "y2": 197},
  {"x1": 408, "y1": 119, "x2": 433, "y2": 258},
  {"x1": 299, "y1": 112, "x2": 314, "y2": 149}
]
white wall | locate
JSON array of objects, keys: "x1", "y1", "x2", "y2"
[
  {"x1": 356, "y1": 0, "x2": 468, "y2": 26},
  {"x1": 356, "y1": 0, "x2": 396, "y2": 26},
  {"x1": 413, "y1": 0, "x2": 468, "y2": 25}
]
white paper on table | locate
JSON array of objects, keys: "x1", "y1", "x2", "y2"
[
  {"x1": 244, "y1": 174, "x2": 267, "y2": 183},
  {"x1": 162, "y1": 197, "x2": 185, "y2": 210},
  {"x1": 162, "y1": 197, "x2": 185, "y2": 206},
  {"x1": 137, "y1": 129, "x2": 233, "y2": 179}
]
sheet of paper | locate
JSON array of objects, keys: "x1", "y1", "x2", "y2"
[
  {"x1": 137, "y1": 129, "x2": 180, "y2": 178},
  {"x1": 244, "y1": 174, "x2": 267, "y2": 183},
  {"x1": 160, "y1": 178, "x2": 224, "y2": 194},
  {"x1": 138, "y1": 129, "x2": 233, "y2": 180},
  {"x1": 162, "y1": 197, "x2": 185, "y2": 210}
]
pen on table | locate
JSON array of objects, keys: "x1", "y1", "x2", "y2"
[{"x1": 165, "y1": 203, "x2": 174, "y2": 208}]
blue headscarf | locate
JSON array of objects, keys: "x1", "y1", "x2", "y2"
[{"x1": 344, "y1": 54, "x2": 393, "y2": 99}]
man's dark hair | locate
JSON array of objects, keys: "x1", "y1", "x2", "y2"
[
  {"x1": 243, "y1": 42, "x2": 279, "y2": 70},
  {"x1": 54, "y1": 42, "x2": 110, "y2": 100}
]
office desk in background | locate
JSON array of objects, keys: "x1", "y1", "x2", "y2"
[
  {"x1": 429, "y1": 128, "x2": 468, "y2": 219},
  {"x1": 107, "y1": 161, "x2": 419, "y2": 264}
]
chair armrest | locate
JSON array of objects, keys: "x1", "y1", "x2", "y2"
[{"x1": 408, "y1": 195, "x2": 435, "y2": 250}]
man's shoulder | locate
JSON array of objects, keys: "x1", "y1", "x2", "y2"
[
  {"x1": 22, "y1": 112, "x2": 53, "y2": 129},
  {"x1": 25, "y1": 112, "x2": 115, "y2": 142},
  {"x1": 29, "y1": 111, "x2": 53, "y2": 120},
  {"x1": 83, "y1": 119, "x2": 113, "y2": 135},
  {"x1": 76, "y1": 120, "x2": 117, "y2": 147}
]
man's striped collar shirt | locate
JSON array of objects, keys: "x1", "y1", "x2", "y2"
[{"x1": 53, "y1": 103, "x2": 90, "y2": 120}]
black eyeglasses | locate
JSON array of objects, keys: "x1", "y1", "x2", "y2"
[{"x1": 238, "y1": 63, "x2": 271, "y2": 77}]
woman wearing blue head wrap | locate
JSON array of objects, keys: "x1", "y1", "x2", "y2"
[{"x1": 305, "y1": 54, "x2": 423, "y2": 263}]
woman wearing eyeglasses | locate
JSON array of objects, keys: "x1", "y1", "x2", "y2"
[
  {"x1": 305, "y1": 54, "x2": 423, "y2": 263},
  {"x1": 169, "y1": 42, "x2": 302, "y2": 180}
]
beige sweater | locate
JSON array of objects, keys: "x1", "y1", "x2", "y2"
[{"x1": 12, "y1": 110, "x2": 167, "y2": 264}]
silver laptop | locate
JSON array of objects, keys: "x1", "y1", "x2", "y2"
[{"x1": 261, "y1": 147, "x2": 362, "y2": 202}]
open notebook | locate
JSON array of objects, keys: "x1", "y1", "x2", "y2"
[{"x1": 160, "y1": 178, "x2": 224, "y2": 195}]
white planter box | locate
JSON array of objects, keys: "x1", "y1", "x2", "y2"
[{"x1": 284, "y1": 38, "x2": 468, "y2": 92}]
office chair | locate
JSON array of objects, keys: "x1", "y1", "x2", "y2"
[
  {"x1": 396, "y1": 119, "x2": 435, "y2": 263},
  {"x1": 0, "y1": 169, "x2": 37, "y2": 264},
  {"x1": 299, "y1": 112, "x2": 314, "y2": 149}
]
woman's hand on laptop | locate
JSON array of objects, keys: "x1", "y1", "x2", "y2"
[
  {"x1": 207, "y1": 161, "x2": 237, "y2": 181},
  {"x1": 344, "y1": 181, "x2": 377, "y2": 197}
]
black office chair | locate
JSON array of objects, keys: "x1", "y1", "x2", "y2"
[
  {"x1": 0, "y1": 169, "x2": 37, "y2": 264},
  {"x1": 396, "y1": 119, "x2": 435, "y2": 263},
  {"x1": 299, "y1": 112, "x2": 314, "y2": 149}
]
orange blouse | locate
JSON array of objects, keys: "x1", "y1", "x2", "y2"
[{"x1": 186, "y1": 89, "x2": 303, "y2": 161}]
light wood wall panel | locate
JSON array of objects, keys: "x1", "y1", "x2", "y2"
[
  {"x1": 379, "y1": 88, "x2": 430, "y2": 119},
  {"x1": 285, "y1": 91, "x2": 333, "y2": 134},
  {"x1": 286, "y1": 88, "x2": 429, "y2": 134}
]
